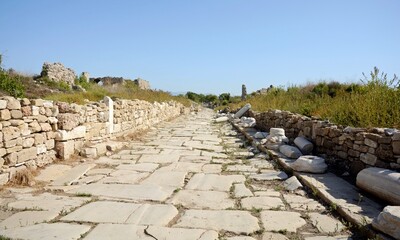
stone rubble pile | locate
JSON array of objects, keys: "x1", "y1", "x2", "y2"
[
  {"x1": 41, "y1": 62, "x2": 76, "y2": 86},
  {"x1": 261, "y1": 128, "x2": 289, "y2": 150}
]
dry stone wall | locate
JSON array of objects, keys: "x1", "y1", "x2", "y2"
[
  {"x1": 249, "y1": 109, "x2": 400, "y2": 175},
  {"x1": 0, "y1": 95, "x2": 187, "y2": 184}
]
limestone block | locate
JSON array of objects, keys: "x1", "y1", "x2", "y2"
[
  {"x1": 104, "y1": 96, "x2": 114, "y2": 134},
  {"x1": 43, "y1": 100, "x2": 53, "y2": 108},
  {"x1": 5, "y1": 152, "x2": 18, "y2": 165},
  {"x1": 234, "y1": 103, "x2": 251, "y2": 118},
  {"x1": 270, "y1": 128, "x2": 285, "y2": 136},
  {"x1": 95, "y1": 143, "x2": 107, "y2": 156},
  {"x1": 23, "y1": 138, "x2": 35, "y2": 148},
  {"x1": 5, "y1": 97, "x2": 21, "y2": 109},
  {"x1": 283, "y1": 176, "x2": 303, "y2": 191},
  {"x1": 215, "y1": 116, "x2": 229, "y2": 123},
  {"x1": 291, "y1": 155, "x2": 327, "y2": 173},
  {"x1": 37, "y1": 144, "x2": 47, "y2": 154},
  {"x1": 58, "y1": 113, "x2": 80, "y2": 130},
  {"x1": 360, "y1": 153, "x2": 377, "y2": 166},
  {"x1": 34, "y1": 133, "x2": 45, "y2": 145},
  {"x1": 55, "y1": 126, "x2": 86, "y2": 141},
  {"x1": 0, "y1": 157, "x2": 4, "y2": 168},
  {"x1": 357, "y1": 167, "x2": 400, "y2": 205},
  {"x1": 240, "y1": 117, "x2": 256, "y2": 128},
  {"x1": 263, "y1": 128, "x2": 289, "y2": 150},
  {"x1": 56, "y1": 141, "x2": 75, "y2": 160},
  {"x1": 10, "y1": 110, "x2": 22, "y2": 119},
  {"x1": 0, "y1": 172, "x2": 9, "y2": 185},
  {"x1": 10, "y1": 119, "x2": 24, "y2": 126},
  {"x1": 46, "y1": 139, "x2": 55, "y2": 150},
  {"x1": 17, "y1": 147, "x2": 37, "y2": 163},
  {"x1": 28, "y1": 121, "x2": 41, "y2": 133},
  {"x1": 254, "y1": 132, "x2": 268, "y2": 139},
  {"x1": 31, "y1": 106, "x2": 39, "y2": 115},
  {"x1": 82, "y1": 147, "x2": 97, "y2": 158},
  {"x1": 4, "y1": 137, "x2": 22, "y2": 148},
  {"x1": 294, "y1": 136, "x2": 314, "y2": 154},
  {"x1": 2, "y1": 126, "x2": 20, "y2": 141},
  {"x1": 37, "y1": 115, "x2": 48, "y2": 123},
  {"x1": 40, "y1": 123, "x2": 52, "y2": 132},
  {"x1": 0, "y1": 109, "x2": 11, "y2": 120},
  {"x1": 31, "y1": 99, "x2": 44, "y2": 107},
  {"x1": 0, "y1": 99, "x2": 7, "y2": 109},
  {"x1": 0, "y1": 148, "x2": 6, "y2": 157},
  {"x1": 279, "y1": 145, "x2": 302, "y2": 159},
  {"x1": 372, "y1": 206, "x2": 400, "y2": 239}
]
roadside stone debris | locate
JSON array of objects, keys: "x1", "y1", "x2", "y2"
[{"x1": 0, "y1": 108, "x2": 398, "y2": 239}]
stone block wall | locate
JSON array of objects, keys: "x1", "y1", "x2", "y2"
[
  {"x1": 249, "y1": 109, "x2": 400, "y2": 175},
  {"x1": 0, "y1": 95, "x2": 187, "y2": 184}
]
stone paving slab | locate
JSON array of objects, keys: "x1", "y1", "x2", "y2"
[
  {"x1": 284, "y1": 194, "x2": 325, "y2": 211},
  {"x1": 67, "y1": 183, "x2": 174, "y2": 201},
  {"x1": 168, "y1": 190, "x2": 234, "y2": 210},
  {"x1": 116, "y1": 163, "x2": 159, "y2": 172},
  {"x1": 125, "y1": 204, "x2": 178, "y2": 225},
  {"x1": 138, "y1": 154, "x2": 180, "y2": 163},
  {"x1": 146, "y1": 226, "x2": 219, "y2": 240},
  {"x1": 249, "y1": 170, "x2": 288, "y2": 181},
  {"x1": 174, "y1": 209, "x2": 260, "y2": 234},
  {"x1": 185, "y1": 173, "x2": 245, "y2": 191},
  {"x1": 8, "y1": 192, "x2": 91, "y2": 212},
  {"x1": 100, "y1": 171, "x2": 149, "y2": 184},
  {"x1": 233, "y1": 183, "x2": 254, "y2": 198},
  {"x1": 157, "y1": 162, "x2": 205, "y2": 172},
  {"x1": 50, "y1": 164, "x2": 96, "y2": 186},
  {"x1": 308, "y1": 212, "x2": 345, "y2": 234},
  {"x1": 262, "y1": 232, "x2": 289, "y2": 240},
  {"x1": 202, "y1": 164, "x2": 223, "y2": 173},
  {"x1": 261, "y1": 210, "x2": 307, "y2": 232},
  {"x1": 0, "y1": 210, "x2": 58, "y2": 229},
  {"x1": 1, "y1": 222, "x2": 91, "y2": 240},
  {"x1": 84, "y1": 224, "x2": 151, "y2": 240},
  {"x1": 62, "y1": 201, "x2": 140, "y2": 223},
  {"x1": 241, "y1": 196, "x2": 285, "y2": 210},
  {"x1": 141, "y1": 170, "x2": 187, "y2": 188},
  {"x1": 86, "y1": 168, "x2": 113, "y2": 176},
  {"x1": 35, "y1": 164, "x2": 72, "y2": 182}
]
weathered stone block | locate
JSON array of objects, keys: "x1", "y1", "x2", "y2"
[
  {"x1": 31, "y1": 106, "x2": 39, "y2": 115},
  {"x1": 357, "y1": 167, "x2": 400, "y2": 205},
  {"x1": 10, "y1": 110, "x2": 22, "y2": 119},
  {"x1": 364, "y1": 138, "x2": 378, "y2": 148},
  {"x1": 291, "y1": 155, "x2": 327, "y2": 173},
  {"x1": 372, "y1": 206, "x2": 400, "y2": 239},
  {"x1": 34, "y1": 133, "x2": 45, "y2": 145},
  {"x1": 0, "y1": 172, "x2": 9, "y2": 185},
  {"x1": 6, "y1": 146, "x2": 23, "y2": 154},
  {"x1": 0, "y1": 100, "x2": 7, "y2": 109},
  {"x1": 55, "y1": 126, "x2": 86, "y2": 141},
  {"x1": 46, "y1": 139, "x2": 55, "y2": 150},
  {"x1": 22, "y1": 138, "x2": 35, "y2": 148},
  {"x1": 29, "y1": 121, "x2": 41, "y2": 133},
  {"x1": 393, "y1": 141, "x2": 400, "y2": 155},
  {"x1": 31, "y1": 99, "x2": 44, "y2": 106},
  {"x1": 17, "y1": 147, "x2": 37, "y2": 163},
  {"x1": 5, "y1": 97, "x2": 21, "y2": 109},
  {"x1": 5, "y1": 152, "x2": 18, "y2": 165},
  {"x1": 57, "y1": 113, "x2": 80, "y2": 130},
  {"x1": 348, "y1": 149, "x2": 360, "y2": 157},
  {"x1": 2, "y1": 126, "x2": 20, "y2": 141},
  {"x1": 360, "y1": 153, "x2": 377, "y2": 166},
  {"x1": 0, "y1": 148, "x2": 6, "y2": 157},
  {"x1": 279, "y1": 145, "x2": 302, "y2": 159},
  {"x1": 40, "y1": 123, "x2": 52, "y2": 132},
  {"x1": 55, "y1": 141, "x2": 75, "y2": 160},
  {"x1": 81, "y1": 147, "x2": 97, "y2": 158},
  {"x1": 0, "y1": 109, "x2": 11, "y2": 120},
  {"x1": 294, "y1": 136, "x2": 313, "y2": 154}
]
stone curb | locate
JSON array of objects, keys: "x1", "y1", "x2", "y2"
[{"x1": 230, "y1": 121, "x2": 385, "y2": 239}]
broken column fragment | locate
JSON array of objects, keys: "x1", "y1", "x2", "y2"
[{"x1": 234, "y1": 103, "x2": 251, "y2": 119}]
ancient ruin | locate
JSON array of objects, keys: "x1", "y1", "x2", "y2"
[{"x1": 41, "y1": 62, "x2": 76, "y2": 85}]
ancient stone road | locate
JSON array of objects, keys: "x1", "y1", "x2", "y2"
[{"x1": 0, "y1": 109, "x2": 353, "y2": 239}]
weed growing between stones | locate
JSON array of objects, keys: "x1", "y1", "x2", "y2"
[{"x1": 8, "y1": 169, "x2": 36, "y2": 187}]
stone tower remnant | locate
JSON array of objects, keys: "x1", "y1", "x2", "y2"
[{"x1": 241, "y1": 84, "x2": 247, "y2": 101}]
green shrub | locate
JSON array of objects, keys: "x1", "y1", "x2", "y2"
[
  {"x1": 0, "y1": 71, "x2": 25, "y2": 98},
  {"x1": 38, "y1": 77, "x2": 71, "y2": 91}
]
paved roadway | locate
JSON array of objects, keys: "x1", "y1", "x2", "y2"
[{"x1": 0, "y1": 109, "x2": 352, "y2": 239}]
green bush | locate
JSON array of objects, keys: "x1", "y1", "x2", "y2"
[{"x1": 0, "y1": 71, "x2": 25, "y2": 98}]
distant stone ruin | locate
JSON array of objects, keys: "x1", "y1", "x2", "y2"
[
  {"x1": 81, "y1": 72, "x2": 90, "y2": 82},
  {"x1": 91, "y1": 77, "x2": 125, "y2": 85},
  {"x1": 134, "y1": 78, "x2": 151, "y2": 90},
  {"x1": 41, "y1": 62, "x2": 76, "y2": 85},
  {"x1": 241, "y1": 84, "x2": 247, "y2": 101},
  {"x1": 91, "y1": 77, "x2": 151, "y2": 90}
]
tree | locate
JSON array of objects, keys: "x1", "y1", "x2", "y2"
[{"x1": 219, "y1": 93, "x2": 230, "y2": 101}]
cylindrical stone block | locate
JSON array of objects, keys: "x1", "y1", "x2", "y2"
[{"x1": 294, "y1": 136, "x2": 313, "y2": 154}]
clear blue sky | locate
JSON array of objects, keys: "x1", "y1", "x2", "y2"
[{"x1": 1, "y1": 1, "x2": 399, "y2": 95}]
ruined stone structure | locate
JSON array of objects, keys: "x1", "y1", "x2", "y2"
[
  {"x1": 134, "y1": 78, "x2": 151, "y2": 90},
  {"x1": 0, "y1": 96, "x2": 187, "y2": 184},
  {"x1": 81, "y1": 72, "x2": 90, "y2": 82},
  {"x1": 91, "y1": 77, "x2": 125, "y2": 85},
  {"x1": 241, "y1": 84, "x2": 247, "y2": 101},
  {"x1": 41, "y1": 62, "x2": 76, "y2": 85},
  {"x1": 249, "y1": 109, "x2": 400, "y2": 175}
]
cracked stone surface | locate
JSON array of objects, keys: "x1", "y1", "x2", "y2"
[{"x1": 0, "y1": 109, "x2": 356, "y2": 239}]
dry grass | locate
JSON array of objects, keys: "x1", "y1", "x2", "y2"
[{"x1": 8, "y1": 169, "x2": 36, "y2": 187}]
